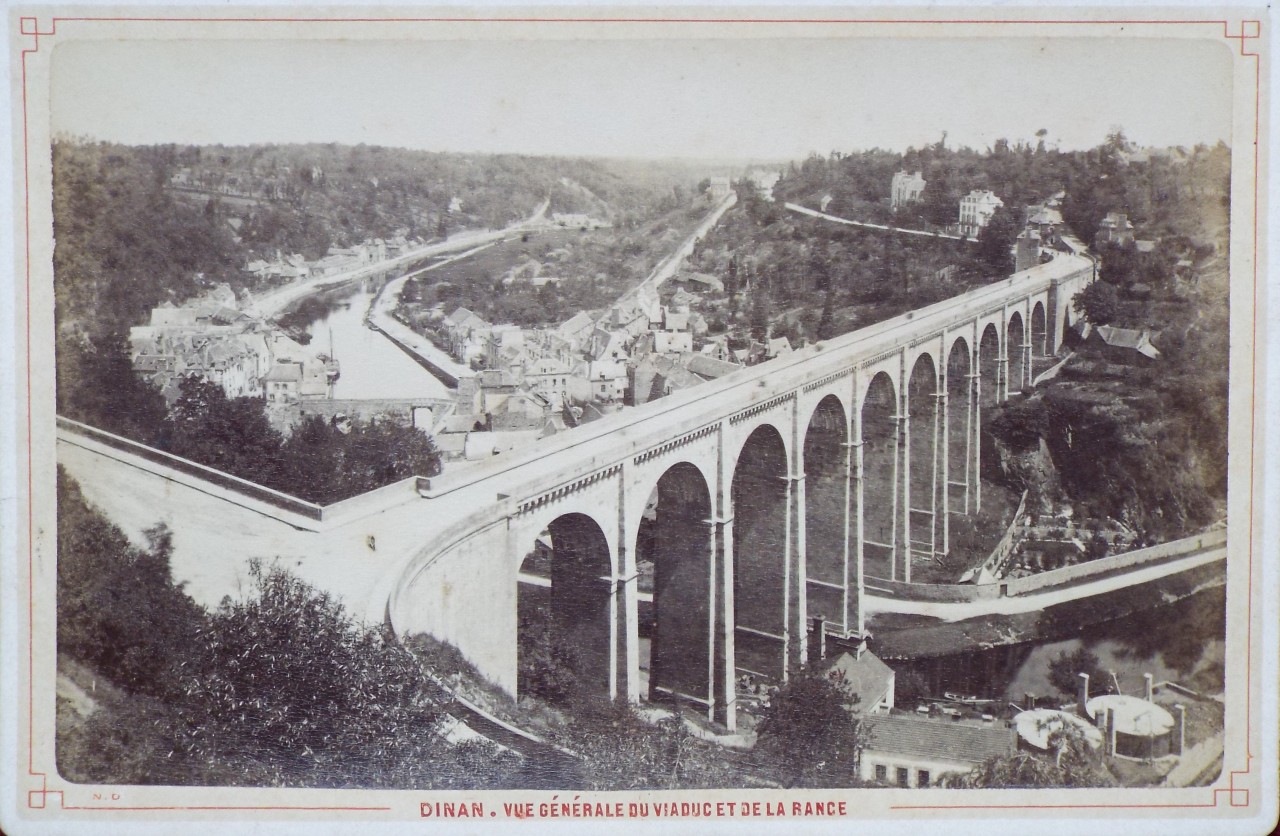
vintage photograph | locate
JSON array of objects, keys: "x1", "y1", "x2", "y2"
[{"x1": 3, "y1": 7, "x2": 1273, "y2": 834}]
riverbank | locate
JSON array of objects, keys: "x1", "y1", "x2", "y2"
[
  {"x1": 363, "y1": 244, "x2": 500, "y2": 388},
  {"x1": 252, "y1": 199, "x2": 549, "y2": 320},
  {"x1": 864, "y1": 558, "x2": 1226, "y2": 660}
]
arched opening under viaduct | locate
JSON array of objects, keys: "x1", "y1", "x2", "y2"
[
  {"x1": 1007, "y1": 311, "x2": 1026, "y2": 395},
  {"x1": 906, "y1": 353, "x2": 939, "y2": 569},
  {"x1": 1031, "y1": 302, "x2": 1048, "y2": 360},
  {"x1": 517, "y1": 512, "x2": 613, "y2": 705},
  {"x1": 732, "y1": 424, "x2": 789, "y2": 681},
  {"x1": 640, "y1": 463, "x2": 714, "y2": 707},
  {"x1": 946, "y1": 337, "x2": 972, "y2": 516},
  {"x1": 803, "y1": 395, "x2": 848, "y2": 633},
  {"x1": 861, "y1": 371, "x2": 898, "y2": 582},
  {"x1": 978, "y1": 323, "x2": 1002, "y2": 407},
  {"x1": 1062, "y1": 304, "x2": 1079, "y2": 349}
]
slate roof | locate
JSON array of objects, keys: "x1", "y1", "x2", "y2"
[
  {"x1": 559, "y1": 312, "x2": 595, "y2": 339},
  {"x1": 863, "y1": 714, "x2": 1017, "y2": 765},
  {"x1": 445, "y1": 307, "x2": 477, "y2": 327},
  {"x1": 1027, "y1": 206, "x2": 1062, "y2": 226},
  {"x1": 827, "y1": 651, "x2": 895, "y2": 711},
  {"x1": 263, "y1": 363, "x2": 302, "y2": 383},
  {"x1": 682, "y1": 353, "x2": 740, "y2": 380},
  {"x1": 1094, "y1": 325, "x2": 1161, "y2": 358}
]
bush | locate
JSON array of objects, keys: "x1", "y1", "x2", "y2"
[
  {"x1": 56, "y1": 469, "x2": 207, "y2": 699},
  {"x1": 165, "y1": 378, "x2": 441, "y2": 504},
  {"x1": 168, "y1": 560, "x2": 487, "y2": 787},
  {"x1": 754, "y1": 668, "x2": 866, "y2": 788},
  {"x1": 1047, "y1": 647, "x2": 1108, "y2": 696}
]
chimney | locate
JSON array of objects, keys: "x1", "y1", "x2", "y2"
[
  {"x1": 810, "y1": 617, "x2": 827, "y2": 664},
  {"x1": 1024, "y1": 693, "x2": 1036, "y2": 710},
  {"x1": 1174, "y1": 704, "x2": 1186, "y2": 755},
  {"x1": 1144, "y1": 673, "x2": 1154, "y2": 703},
  {"x1": 1105, "y1": 708, "x2": 1117, "y2": 756},
  {"x1": 1078, "y1": 672, "x2": 1090, "y2": 716},
  {"x1": 1015, "y1": 231, "x2": 1041, "y2": 273}
]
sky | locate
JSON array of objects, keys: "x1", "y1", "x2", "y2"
[{"x1": 51, "y1": 35, "x2": 1234, "y2": 160}]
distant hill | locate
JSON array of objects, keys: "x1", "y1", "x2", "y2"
[{"x1": 51, "y1": 139, "x2": 707, "y2": 339}]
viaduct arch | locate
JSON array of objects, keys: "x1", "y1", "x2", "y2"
[{"x1": 380, "y1": 253, "x2": 1093, "y2": 730}]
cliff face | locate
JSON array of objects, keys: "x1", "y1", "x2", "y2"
[
  {"x1": 983, "y1": 428, "x2": 1060, "y2": 504},
  {"x1": 985, "y1": 382, "x2": 1223, "y2": 539}
]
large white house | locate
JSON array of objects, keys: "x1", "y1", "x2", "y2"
[
  {"x1": 890, "y1": 170, "x2": 927, "y2": 209},
  {"x1": 959, "y1": 189, "x2": 1004, "y2": 237}
]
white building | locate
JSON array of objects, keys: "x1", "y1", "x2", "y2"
[
  {"x1": 959, "y1": 189, "x2": 1004, "y2": 238},
  {"x1": 745, "y1": 169, "x2": 782, "y2": 202},
  {"x1": 860, "y1": 714, "x2": 1017, "y2": 788},
  {"x1": 584, "y1": 359, "x2": 628, "y2": 402},
  {"x1": 890, "y1": 171, "x2": 927, "y2": 209}
]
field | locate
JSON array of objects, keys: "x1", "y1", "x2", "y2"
[{"x1": 402, "y1": 201, "x2": 716, "y2": 329}]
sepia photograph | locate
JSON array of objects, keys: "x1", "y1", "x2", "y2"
[{"x1": 2, "y1": 6, "x2": 1274, "y2": 835}]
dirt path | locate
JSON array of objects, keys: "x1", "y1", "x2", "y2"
[{"x1": 56, "y1": 673, "x2": 98, "y2": 719}]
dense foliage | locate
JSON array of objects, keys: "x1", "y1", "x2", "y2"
[
  {"x1": 167, "y1": 561, "x2": 520, "y2": 788},
  {"x1": 775, "y1": 131, "x2": 1229, "y2": 244},
  {"x1": 685, "y1": 195, "x2": 992, "y2": 348},
  {"x1": 53, "y1": 141, "x2": 248, "y2": 338},
  {"x1": 1047, "y1": 647, "x2": 1110, "y2": 697},
  {"x1": 396, "y1": 201, "x2": 714, "y2": 330},
  {"x1": 941, "y1": 724, "x2": 1115, "y2": 788},
  {"x1": 753, "y1": 669, "x2": 866, "y2": 788},
  {"x1": 171, "y1": 378, "x2": 443, "y2": 503},
  {"x1": 57, "y1": 486, "x2": 521, "y2": 787},
  {"x1": 56, "y1": 469, "x2": 207, "y2": 699},
  {"x1": 60, "y1": 364, "x2": 442, "y2": 504},
  {"x1": 57, "y1": 333, "x2": 173, "y2": 444},
  {"x1": 53, "y1": 141, "x2": 702, "y2": 336},
  {"x1": 554, "y1": 701, "x2": 742, "y2": 790}
]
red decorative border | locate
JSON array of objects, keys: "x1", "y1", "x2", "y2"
[{"x1": 17, "y1": 13, "x2": 1264, "y2": 816}]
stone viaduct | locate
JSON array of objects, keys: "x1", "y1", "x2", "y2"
[
  {"x1": 56, "y1": 252, "x2": 1093, "y2": 733},
  {"x1": 381, "y1": 252, "x2": 1093, "y2": 729}
]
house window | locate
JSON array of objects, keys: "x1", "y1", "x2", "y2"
[
  {"x1": 917, "y1": 770, "x2": 930, "y2": 788},
  {"x1": 896, "y1": 767, "x2": 909, "y2": 788},
  {"x1": 874, "y1": 764, "x2": 887, "y2": 783}
]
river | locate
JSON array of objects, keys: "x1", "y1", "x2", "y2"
[
  {"x1": 297, "y1": 281, "x2": 452, "y2": 400},
  {"x1": 890, "y1": 586, "x2": 1226, "y2": 705}
]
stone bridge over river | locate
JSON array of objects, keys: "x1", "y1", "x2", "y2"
[{"x1": 57, "y1": 253, "x2": 1094, "y2": 731}]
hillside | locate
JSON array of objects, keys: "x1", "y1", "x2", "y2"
[{"x1": 52, "y1": 140, "x2": 705, "y2": 339}]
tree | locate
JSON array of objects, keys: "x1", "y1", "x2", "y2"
[
  {"x1": 1073, "y1": 280, "x2": 1121, "y2": 325},
  {"x1": 1047, "y1": 646, "x2": 1109, "y2": 696},
  {"x1": 1086, "y1": 532, "x2": 1111, "y2": 561},
  {"x1": 1099, "y1": 242, "x2": 1140, "y2": 286},
  {"x1": 172, "y1": 561, "x2": 518, "y2": 787},
  {"x1": 754, "y1": 668, "x2": 866, "y2": 787},
  {"x1": 58, "y1": 333, "x2": 171, "y2": 446},
  {"x1": 816, "y1": 290, "x2": 837, "y2": 340},
  {"x1": 169, "y1": 376, "x2": 285, "y2": 480},
  {"x1": 56, "y1": 469, "x2": 207, "y2": 699},
  {"x1": 941, "y1": 722, "x2": 1114, "y2": 788},
  {"x1": 559, "y1": 700, "x2": 684, "y2": 790},
  {"x1": 517, "y1": 616, "x2": 585, "y2": 705},
  {"x1": 1105, "y1": 126, "x2": 1129, "y2": 154},
  {"x1": 749, "y1": 288, "x2": 771, "y2": 343},
  {"x1": 976, "y1": 204, "x2": 1019, "y2": 276}
]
